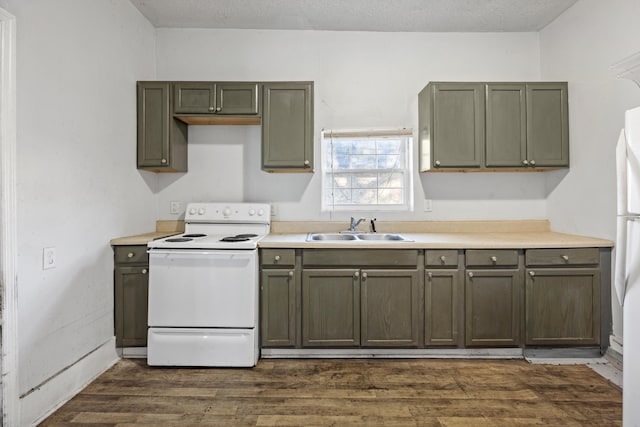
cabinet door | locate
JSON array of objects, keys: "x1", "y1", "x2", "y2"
[
  {"x1": 361, "y1": 269, "x2": 420, "y2": 347},
  {"x1": 526, "y1": 268, "x2": 600, "y2": 345},
  {"x1": 302, "y1": 269, "x2": 359, "y2": 347},
  {"x1": 485, "y1": 83, "x2": 527, "y2": 167},
  {"x1": 216, "y1": 83, "x2": 260, "y2": 115},
  {"x1": 114, "y1": 266, "x2": 149, "y2": 347},
  {"x1": 173, "y1": 82, "x2": 216, "y2": 114},
  {"x1": 465, "y1": 269, "x2": 521, "y2": 347},
  {"x1": 262, "y1": 82, "x2": 314, "y2": 172},
  {"x1": 526, "y1": 83, "x2": 569, "y2": 167},
  {"x1": 261, "y1": 269, "x2": 297, "y2": 347},
  {"x1": 425, "y1": 270, "x2": 462, "y2": 347},
  {"x1": 430, "y1": 83, "x2": 484, "y2": 169},
  {"x1": 137, "y1": 82, "x2": 187, "y2": 172}
]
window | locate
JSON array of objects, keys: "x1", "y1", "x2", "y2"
[{"x1": 322, "y1": 129, "x2": 413, "y2": 211}]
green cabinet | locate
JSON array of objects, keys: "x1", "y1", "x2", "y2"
[
  {"x1": 361, "y1": 269, "x2": 420, "y2": 347},
  {"x1": 174, "y1": 82, "x2": 260, "y2": 115},
  {"x1": 425, "y1": 250, "x2": 463, "y2": 347},
  {"x1": 137, "y1": 82, "x2": 188, "y2": 172},
  {"x1": 260, "y1": 249, "x2": 298, "y2": 347},
  {"x1": 525, "y1": 248, "x2": 600, "y2": 346},
  {"x1": 262, "y1": 82, "x2": 314, "y2": 172},
  {"x1": 419, "y1": 81, "x2": 569, "y2": 171},
  {"x1": 302, "y1": 269, "x2": 360, "y2": 347},
  {"x1": 465, "y1": 250, "x2": 522, "y2": 347},
  {"x1": 419, "y1": 82, "x2": 484, "y2": 170},
  {"x1": 113, "y1": 245, "x2": 149, "y2": 347}
]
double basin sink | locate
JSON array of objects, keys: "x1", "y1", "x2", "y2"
[{"x1": 306, "y1": 232, "x2": 413, "y2": 242}]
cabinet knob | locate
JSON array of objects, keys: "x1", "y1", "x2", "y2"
[
  {"x1": 354, "y1": 271, "x2": 360, "y2": 279},
  {"x1": 288, "y1": 271, "x2": 294, "y2": 277},
  {"x1": 490, "y1": 256, "x2": 497, "y2": 264},
  {"x1": 216, "y1": 107, "x2": 222, "y2": 112},
  {"x1": 161, "y1": 158, "x2": 167, "y2": 164},
  {"x1": 530, "y1": 160, "x2": 536, "y2": 166},
  {"x1": 127, "y1": 252, "x2": 134, "y2": 258},
  {"x1": 142, "y1": 268, "x2": 148, "y2": 274},
  {"x1": 561, "y1": 255, "x2": 569, "y2": 262},
  {"x1": 434, "y1": 160, "x2": 441, "y2": 167},
  {"x1": 440, "y1": 255, "x2": 446, "y2": 263},
  {"x1": 522, "y1": 160, "x2": 529, "y2": 166},
  {"x1": 362, "y1": 272, "x2": 367, "y2": 280},
  {"x1": 274, "y1": 255, "x2": 281, "y2": 262},
  {"x1": 468, "y1": 271, "x2": 474, "y2": 278},
  {"x1": 304, "y1": 160, "x2": 310, "y2": 166},
  {"x1": 208, "y1": 106, "x2": 215, "y2": 111},
  {"x1": 427, "y1": 272, "x2": 433, "y2": 279},
  {"x1": 529, "y1": 271, "x2": 535, "y2": 277}
]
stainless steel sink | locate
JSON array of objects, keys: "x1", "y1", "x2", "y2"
[
  {"x1": 306, "y1": 232, "x2": 412, "y2": 242},
  {"x1": 355, "y1": 233, "x2": 408, "y2": 241},
  {"x1": 307, "y1": 233, "x2": 358, "y2": 241}
]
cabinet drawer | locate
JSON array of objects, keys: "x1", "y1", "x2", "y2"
[
  {"x1": 526, "y1": 248, "x2": 599, "y2": 266},
  {"x1": 261, "y1": 249, "x2": 295, "y2": 266},
  {"x1": 303, "y1": 249, "x2": 418, "y2": 267},
  {"x1": 465, "y1": 249, "x2": 518, "y2": 267},
  {"x1": 425, "y1": 250, "x2": 459, "y2": 267},
  {"x1": 114, "y1": 245, "x2": 148, "y2": 265}
]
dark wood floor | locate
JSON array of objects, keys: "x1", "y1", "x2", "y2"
[{"x1": 41, "y1": 358, "x2": 621, "y2": 426}]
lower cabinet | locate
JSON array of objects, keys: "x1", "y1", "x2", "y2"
[
  {"x1": 302, "y1": 269, "x2": 360, "y2": 347},
  {"x1": 113, "y1": 245, "x2": 149, "y2": 347},
  {"x1": 465, "y1": 269, "x2": 522, "y2": 347},
  {"x1": 261, "y1": 269, "x2": 297, "y2": 347},
  {"x1": 425, "y1": 270, "x2": 461, "y2": 346},
  {"x1": 361, "y1": 269, "x2": 420, "y2": 347}
]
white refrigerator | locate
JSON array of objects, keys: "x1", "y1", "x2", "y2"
[{"x1": 616, "y1": 106, "x2": 640, "y2": 426}]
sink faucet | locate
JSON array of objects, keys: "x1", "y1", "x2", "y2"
[{"x1": 349, "y1": 217, "x2": 366, "y2": 232}]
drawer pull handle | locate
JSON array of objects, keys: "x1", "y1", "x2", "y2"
[
  {"x1": 468, "y1": 272, "x2": 474, "y2": 278},
  {"x1": 288, "y1": 271, "x2": 294, "y2": 277},
  {"x1": 529, "y1": 271, "x2": 535, "y2": 277},
  {"x1": 561, "y1": 255, "x2": 569, "y2": 262},
  {"x1": 427, "y1": 272, "x2": 433, "y2": 279},
  {"x1": 127, "y1": 252, "x2": 134, "y2": 258},
  {"x1": 490, "y1": 256, "x2": 497, "y2": 263},
  {"x1": 142, "y1": 268, "x2": 148, "y2": 274},
  {"x1": 440, "y1": 255, "x2": 446, "y2": 263},
  {"x1": 274, "y1": 255, "x2": 281, "y2": 262}
]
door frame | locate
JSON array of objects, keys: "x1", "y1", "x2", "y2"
[{"x1": 0, "y1": 6, "x2": 19, "y2": 426}]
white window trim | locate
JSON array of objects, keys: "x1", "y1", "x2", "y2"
[{"x1": 321, "y1": 128, "x2": 414, "y2": 212}]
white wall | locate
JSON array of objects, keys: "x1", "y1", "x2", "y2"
[
  {"x1": 155, "y1": 29, "x2": 548, "y2": 222},
  {"x1": 0, "y1": 0, "x2": 158, "y2": 422},
  {"x1": 540, "y1": 0, "x2": 640, "y2": 346}
]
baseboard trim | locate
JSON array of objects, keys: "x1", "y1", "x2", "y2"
[
  {"x1": 21, "y1": 337, "x2": 119, "y2": 426},
  {"x1": 261, "y1": 348, "x2": 524, "y2": 359}
]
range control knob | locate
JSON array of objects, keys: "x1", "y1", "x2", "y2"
[
  {"x1": 257, "y1": 208, "x2": 265, "y2": 216},
  {"x1": 189, "y1": 208, "x2": 196, "y2": 215},
  {"x1": 249, "y1": 209, "x2": 256, "y2": 216},
  {"x1": 198, "y1": 208, "x2": 205, "y2": 215},
  {"x1": 223, "y1": 207, "x2": 232, "y2": 216}
]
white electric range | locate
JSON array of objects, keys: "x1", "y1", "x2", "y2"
[{"x1": 146, "y1": 202, "x2": 270, "y2": 367}]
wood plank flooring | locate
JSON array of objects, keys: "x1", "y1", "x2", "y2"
[{"x1": 40, "y1": 358, "x2": 621, "y2": 426}]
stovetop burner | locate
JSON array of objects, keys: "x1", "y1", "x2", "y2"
[
  {"x1": 220, "y1": 236, "x2": 251, "y2": 242},
  {"x1": 165, "y1": 237, "x2": 194, "y2": 243},
  {"x1": 235, "y1": 234, "x2": 258, "y2": 238},
  {"x1": 182, "y1": 233, "x2": 207, "y2": 238}
]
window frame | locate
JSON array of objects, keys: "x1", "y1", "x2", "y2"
[{"x1": 321, "y1": 128, "x2": 414, "y2": 212}]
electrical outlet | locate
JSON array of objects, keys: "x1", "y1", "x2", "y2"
[
  {"x1": 270, "y1": 204, "x2": 278, "y2": 218},
  {"x1": 170, "y1": 201, "x2": 183, "y2": 214},
  {"x1": 43, "y1": 247, "x2": 56, "y2": 270},
  {"x1": 424, "y1": 199, "x2": 433, "y2": 212}
]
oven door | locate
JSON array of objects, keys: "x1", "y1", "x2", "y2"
[{"x1": 148, "y1": 249, "x2": 258, "y2": 328}]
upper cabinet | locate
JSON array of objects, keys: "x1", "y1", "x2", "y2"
[
  {"x1": 137, "y1": 82, "x2": 187, "y2": 172},
  {"x1": 419, "y1": 81, "x2": 569, "y2": 172},
  {"x1": 174, "y1": 82, "x2": 260, "y2": 116},
  {"x1": 262, "y1": 82, "x2": 314, "y2": 172},
  {"x1": 136, "y1": 81, "x2": 314, "y2": 173}
]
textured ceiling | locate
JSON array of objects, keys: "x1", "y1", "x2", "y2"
[{"x1": 129, "y1": 0, "x2": 578, "y2": 32}]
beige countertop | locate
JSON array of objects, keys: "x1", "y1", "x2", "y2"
[
  {"x1": 260, "y1": 220, "x2": 613, "y2": 249},
  {"x1": 110, "y1": 220, "x2": 184, "y2": 246}
]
